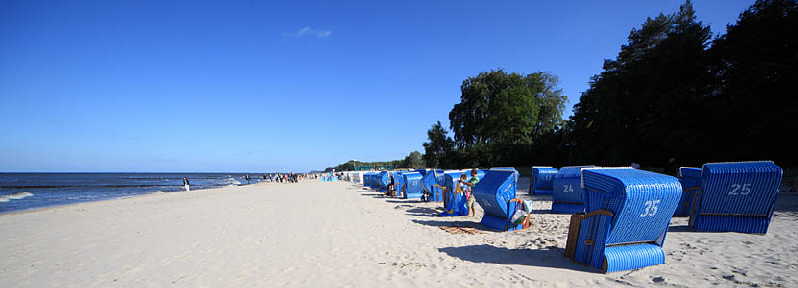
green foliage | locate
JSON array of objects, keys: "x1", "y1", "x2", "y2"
[
  {"x1": 449, "y1": 70, "x2": 565, "y2": 148},
  {"x1": 443, "y1": 70, "x2": 566, "y2": 167},
  {"x1": 703, "y1": 0, "x2": 798, "y2": 162},
  {"x1": 327, "y1": 159, "x2": 403, "y2": 172},
  {"x1": 567, "y1": 0, "x2": 796, "y2": 169},
  {"x1": 402, "y1": 151, "x2": 425, "y2": 169},
  {"x1": 422, "y1": 121, "x2": 455, "y2": 168},
  {"x1": 569, "y1": 0, "x2": 713, "y2": 166}
]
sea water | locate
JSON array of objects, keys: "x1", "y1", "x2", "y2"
[{"x1": 0, "y1": 173, "x2": 263, "y2": 213}]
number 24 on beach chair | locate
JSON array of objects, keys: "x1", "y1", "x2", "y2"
[
  {"x1": 564, "y1": 168, "x2": 681, "y2": 272},
  {"x1": 551, "y1": 165, "x2": 595, "y2": 214}
]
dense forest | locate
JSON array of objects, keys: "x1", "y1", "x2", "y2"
[{"x1": 329, "y1": 0, "x2": 797, "y2": 174}]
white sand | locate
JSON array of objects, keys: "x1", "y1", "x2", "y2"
[{"x1": 1, "y1": 179, "x2": 796, "y2": 287}]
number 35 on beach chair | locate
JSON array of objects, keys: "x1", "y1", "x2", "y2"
[
  {"x1": 686, "y1": 161, "x2": 782, "y2": 234},
  {"x1": 564, "y1": 168, "x2": 681, "y2": 272}
]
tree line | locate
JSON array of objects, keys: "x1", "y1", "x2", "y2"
[
  {"x1": 328, "y1": 0, "x2": 796, "y2": 175},
  {"x1": 326, "y1": 152, "x2": 424, "y2": 172},
  {"x1": 423, "y1": 0, "x2": 796, "y2": 174}
]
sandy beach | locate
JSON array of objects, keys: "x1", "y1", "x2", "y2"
[{"x1": 2, "y1": 180, "x2": 797, "y2": 287}]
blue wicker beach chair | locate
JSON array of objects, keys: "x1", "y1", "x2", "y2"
[
  {"x1": 423, "y1": 169, "x2": 444, "y2": 202},
  {"x1": 442, "y1": 169, "x2": 488, "y2": 216},
  {"x1": 531, "y1": 167, "x2": 558, "y2": 195},
  {"x1": 688, "y1": 161, "x2": 782, "y2": 234},
  {"x1": 674, "y1": 167, "x2": 702, "y2": 217},
  {"x1": 372, "y1": 172, "x2": 380, "y2": 187},
  {"x1": 564, "y1": 168, "x2": 681, "y2": 272},
  {"x1": 392, "y1": 171, "x2": 405, "y2": 198},
  {"x1": 477, "y1": 169, "x2": 487, "y2": 180},
  {"x1": 364, "y1": 173, "x2": 372, "y2": 186},
  {"x1": 440, "y1": 170, "x2": 466, "y2": 216},
  {"x1": 432, "y1": 170, "x2": 449, "y2": 204},
  {"x1": 473, "y1": 168, "x2": 522, "y2": 231},
  {"x1": 551, "y1": 166, "x2": 595, "y2": 214},
  {"x1": 403, "y1": 172, "x2": 424, "y2": 200},
  {"x1": 377, "y1": 171, "x2": 390, "y2": 192},
  {"x1": 368, "y1": 172, "x2": 379, "y2": 188}
]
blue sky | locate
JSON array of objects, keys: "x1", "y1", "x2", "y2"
[{"x1": 1, "y1": 0, "x2": 754, "y2": 172}]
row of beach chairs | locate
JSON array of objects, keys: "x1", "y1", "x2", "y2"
[{"x1": 358, "y1": 161, "x2": 783, "y2": 273}]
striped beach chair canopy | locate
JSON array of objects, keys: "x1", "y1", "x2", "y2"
[
  {"x1": 402, "y1": 172, "x2": 424, "y2": 200},
  {"x1": 567, "y1": 168, "x2": 681, "y2": 272},
  {"x1": 422, "y1": 169, "x2": 444, "y2": 201},
  {"x1": 689, "y1": 161, "x2": 782, "y2": 234},
  {"x1": 473, "y1": 169, "x2": 521, "y2": 231}
]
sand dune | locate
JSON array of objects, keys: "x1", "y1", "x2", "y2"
[{"x1": 1, "y1": 180, "x2": 796, "y2": 287}]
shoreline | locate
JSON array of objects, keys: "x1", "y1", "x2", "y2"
[{"x1": 0, "y1": 182, "x2": 268, "y2": 217}]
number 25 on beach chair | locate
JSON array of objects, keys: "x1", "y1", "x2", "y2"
[
  {"x1": 688, "y1": 161, "x2": 782, "y2": 234},
  {"x1": 564, "y1": 168, "x2": 681, "y2": 272}
]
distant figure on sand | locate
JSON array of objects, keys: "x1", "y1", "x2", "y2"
[
  {"x1": 245, "y1": 174, "x2": 250, "y2": 184},
  {"x1": 183, "y1": 177, "x2": 191, "y2": 191}
]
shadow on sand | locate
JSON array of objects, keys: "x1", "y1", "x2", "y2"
[
  {"x1": 405, "y1": 207, "x2": 441, "y2": 216},
  {"x1": 774, "y1": 193, "x2": 798, "y2": 213},
  {"x1": 360, "y1": 192, "x2": 387, "y2": 199},
  {"x1": 385, "y1": 199, "x2": 424, "y2": 204},
  {"x1": 411, "y1": 219, "x2": 485, "y2": 229},
  {"x1": 667, "y1": 225, "x2": 692, "y2": 232},
  {"x1": 438, "y1": 244, "x2": 595, "y2": 272}
]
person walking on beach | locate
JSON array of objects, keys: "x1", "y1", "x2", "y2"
[
  {"x1": 245, "y1": 174, "x2": 250, "y2": 184},
  {"x1": 461, "y1": 168, "x2": 480, "y2": 217},
  {"x1": 183, "y1": 177, "x2": 191, "y2": 192}
]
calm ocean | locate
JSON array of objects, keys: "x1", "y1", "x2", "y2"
[{"x1": 0, "y1": 173, "x2": 264, "y2": 213}]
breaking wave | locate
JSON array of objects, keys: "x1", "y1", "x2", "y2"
[{"x1": 0, "y1": 192, "x2": 34, "y2": 203}]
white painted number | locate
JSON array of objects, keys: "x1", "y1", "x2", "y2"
[
  {"x1": 640, "y1": 200, "x2": 661, "y2": 217},
  {"x1": 729, "y1": 184, "x2": 752, "y2": 195},
  {"x1": 563, "y1": 184, "x2": 574, "y2": 193}
]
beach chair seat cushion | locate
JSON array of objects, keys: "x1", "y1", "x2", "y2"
[{"x1": 531, "y1": 167, "x2": 558, "y2": 195}]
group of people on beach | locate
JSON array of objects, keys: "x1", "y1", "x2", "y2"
[
  {"x1": 268, "y1": 173, "x2": 302, "y2": 183},
  {"x1": 179, "y1": 173, "x2": 305, "y2": 192}
]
